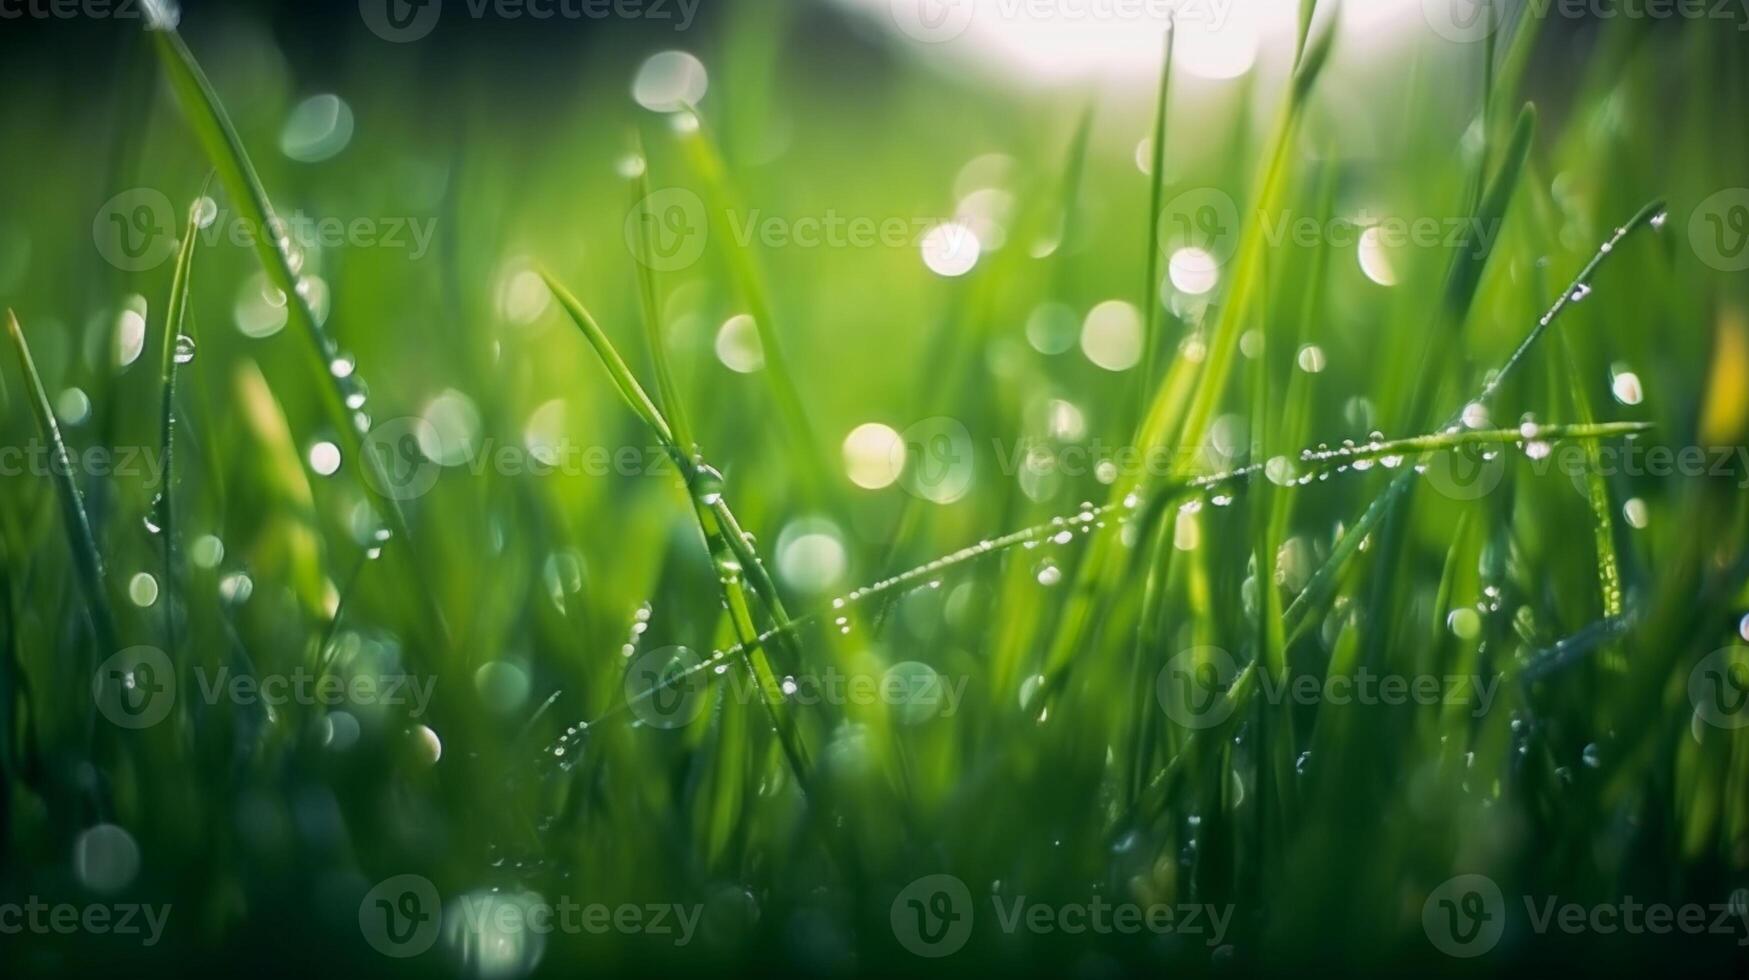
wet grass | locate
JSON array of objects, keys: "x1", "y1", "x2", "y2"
[{"x1": 2, "y1": 1, "x2": 1749, "y2": 976}]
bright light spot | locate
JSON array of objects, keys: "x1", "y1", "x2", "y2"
[
  {"x1": 1610, "y1": 366, "x2": 1644, "y2": 406},
  {"x1": 955, "y1": 188, "x2": 1015, "y2": 252},
  {"x1": 114, "y1": 301, "x2": 147, "y2": 367},
  {"x1": 419, "y1": 389, "x2": 482, "y2": 466},
  {"x1": 1081, "y1": 300, "x2": 1143, "y2": 371},
  {"x1": 410, "y1": 724, "x2": 443, "y2": 766},
  {"x1": 1447, "y1": 608, "x2": 1482, "y2": 640},
  {"x1": 777, "y1": 518, "x2": 849, "y2": 594},
  {"x1": 632, "y1": 51, "x2": 709, "y2": 112},
  {"x1": 524, "y1": 399, "x2": 570, "y2": 465},
  {"x1": 1296, "y1": 344, "x2": 1327, "y2": 374},
  {"x1": 128, "y1": 572, "x2": 159, "y2": 607},
  {"x1": 921, "y1": 221, "x2": 981, "y2": 277},
  {"x1": 308, "y1": 440, "x2": 342, "y2": 476},
  {"x1": 73, "y1": 824, "x2": 140, "y2": 894},
  {"x1": 1358, "y1": 225, "x2": 1399, "y2": 286},
  {"x1": 1025, "y1": 303, "x2": 1078, "y2": 355},
  {"x1": 843, "y1": 422, "x2": 904, "y2": 489},
  {"x1": 191, "y1": 534, "x2": 225, "y2": 569},
  {"x1": 55, "y1": 387, "x2": 90, "y2": 426},
  {"x1": 1622, "y1": 497, "x2": 1649, "y2": 529},
  {"x1": 474, "y1": 661, "x2": 532, "y2": 715},
  {"x1": 1045, "y1": 399, "x2": 1085, "y2": 440},
  {"x1": 1174, "y1": 511, "x2": 1201, "y2": 551},
  {"x1": 616, "y1": 154, "x2": 647, "y2": 179},
  {"x1": 1169, "y1": 246, "x2": 1220, "y2": 295},
  {"x1": 235, "y1": 274, "x2": 289, "y2": 339},
  {"x1": 715, "y1": 314, "x2": 764, "y2": 373},
  {"x1": 1461, "y1": 401, "x2": 1490, "y2": 429},
  {"x1": 497, "y1": 262, "x2": 550, "y2": 325},
  {"x1": 280, "y1": 94, "x2": 355, "y2": 163}
]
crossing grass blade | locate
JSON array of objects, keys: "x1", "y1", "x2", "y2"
[
  {"x1": 153, "y1": 186, "x2": 207, "y2": 688},
  {"x1": 147, "y1": 25, "x2": 455, "y2": 656},
  {"x1": 1137, "y1": 24, "x2": 1176, "y2": 422},
  {"x1": 5, "y1": 310, "x2": 118, "y2": 658}
]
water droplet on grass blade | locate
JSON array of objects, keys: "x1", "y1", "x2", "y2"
[{"x1": 690, "y1": 464, "x2": 725, "y2": 506}]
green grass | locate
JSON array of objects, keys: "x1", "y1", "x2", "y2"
[{"x1": 2, "y1": 2, "x2": 1749, "y2": 976}]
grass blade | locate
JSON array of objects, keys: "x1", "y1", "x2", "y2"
[
  {"x1": 1137, "y1": 24, "x2": 1176, "y2": 423},
  {"x1": 146, "y1": 27, "x2": 450, "y2": 650},
  {"x1": 5, "y1": 310, "x2": 118, "y2": 656},
  {"x1": 154, "y1": 186, "x2": 207, "y2": 689}
]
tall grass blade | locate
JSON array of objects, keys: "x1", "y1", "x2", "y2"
[
  {"x1": 4, "y1": 311, "x2": 118, "y2": 656},
  {"x1": 1137, "y1": 24, "x2": 1176, "y2": 422}
]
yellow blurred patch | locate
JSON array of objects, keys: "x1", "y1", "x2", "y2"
[{"x1": 1700, "y1": 307, "x2": 1749, "y2": 447}]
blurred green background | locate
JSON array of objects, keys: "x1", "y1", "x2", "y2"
[{"x1": 2, "y1": 0, "x2": 1748, "y2": 975}]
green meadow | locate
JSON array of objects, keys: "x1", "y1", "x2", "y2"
[{"x1": 1, "y1": 0, "x2": 1748, "y2": 974}]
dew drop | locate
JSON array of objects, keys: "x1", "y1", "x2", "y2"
[{"x1": 690, "y1": 464, "x2": 725, "y2": 506}]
